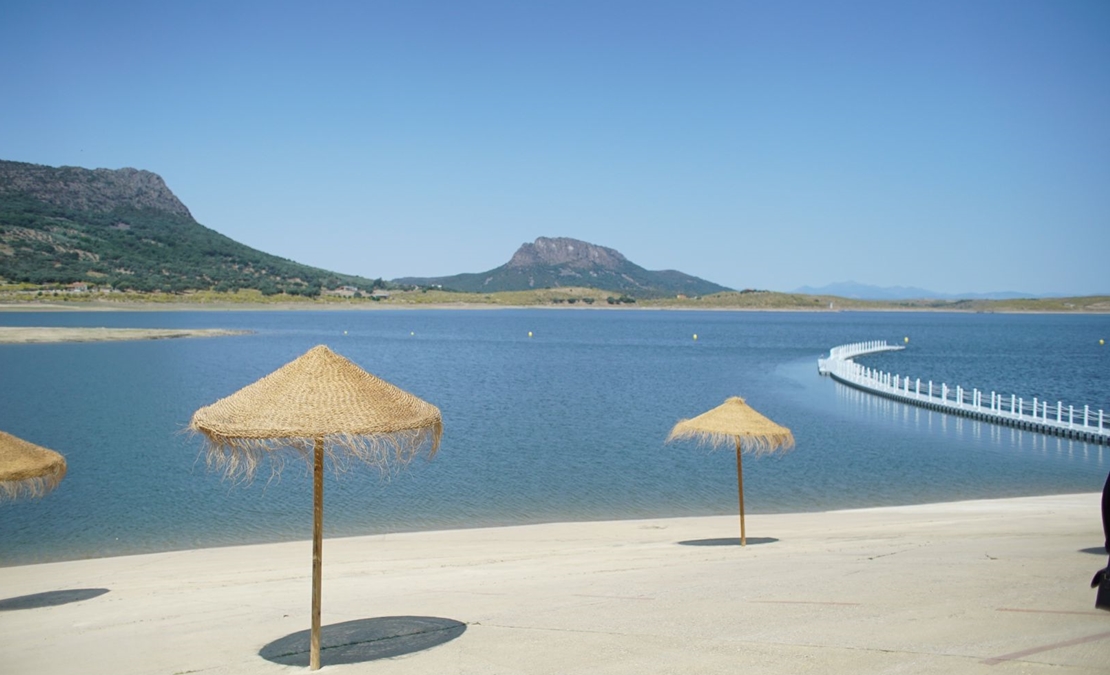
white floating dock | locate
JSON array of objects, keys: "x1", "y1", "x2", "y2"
[{"x1": 818, "y1": 340, "x2": 1109, "y2": 445}]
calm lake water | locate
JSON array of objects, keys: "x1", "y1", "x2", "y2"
[{"x1": 1, "y1": 309, "x2": 1107, "y2": 566}]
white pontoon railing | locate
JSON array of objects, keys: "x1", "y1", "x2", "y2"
[{"x1": 818, "y1": 341, "x2": 1108, "y2": 445}]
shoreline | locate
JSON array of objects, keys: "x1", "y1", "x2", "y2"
[
  {"x1": 6, "y1": 489, "x2": 1109, "y2": 570},
  {"x1": 7, "y1": 488, "x2": 1109, "y2": 569},
  {"x1": 3, "y1": 492, "x2": 1106, "y2": 674},
  {"x1": 1, "y1": 300, "x2": 1108, "y2": 315},
  {"x1": 5, "y1": 491, "x2": 1104, "y2": 570},
  {"x1": 0, "y1": 326, "x2": 251, "y2": 343}
]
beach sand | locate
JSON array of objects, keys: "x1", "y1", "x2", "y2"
[
  {"x1": 0, "y1": 327, "x2": 250, "y2": 343},
  {"x1": 1, "y1": 494, "x2": 1107, "y2": 674}
]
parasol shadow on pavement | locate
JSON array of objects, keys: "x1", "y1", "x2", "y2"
[
  {"x1": 0, "y1": 588, "x2": 109, "y2": 611},
  {"x1": 259, "y1": 616, "x2": 466, "y2": 666},
  {"x1": 678, "y1": 537, "x2": 779, "y2": 547}
]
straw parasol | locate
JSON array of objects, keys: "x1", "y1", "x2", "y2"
[
  {"x1": 0, "y1": 430, "x2": 66, "y2": 501},
  {"x1": 190, "y1": 345, "x2": 442, "y2": 671},
  {"x1": 667, "y1": 397, "x2": 794, "y2": 546}
]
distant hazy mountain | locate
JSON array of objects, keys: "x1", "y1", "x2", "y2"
[
  {"x1": 395, "y1": 237, "x2": 730, "y2": 298},
  {"x1": 793, "y1": 281, "x2": 1046, "y2": 301}
]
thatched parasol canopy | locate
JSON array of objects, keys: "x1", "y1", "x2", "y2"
[
  {"x1": 0, "y1": 430, "x2": 67, "y2": 501},
  {"x1": 189, "y1": 344, "x2": 443, "y2": 671},
  {"x1": 667, "y1": 397, "x2": 794, "y2": 545},
  {"x1": 190, "y1": 344, "x2": 442, "y2": 480},
  {"x1": 667, "y1": 396, "x2": 794, "y2": 454}
]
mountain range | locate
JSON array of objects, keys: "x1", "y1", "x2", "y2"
[
  {"x1": 395, "y1": 237, "x2": 731, "y2": 298},
  {"x1": 3, "y1": 160, "x2": 1088, "y2": 302},
  {"x1": 0, "y1": 160, "x2": 727, "y2": 299}
]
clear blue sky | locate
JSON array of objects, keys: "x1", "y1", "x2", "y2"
[{"x1": 2, "y1": 1, "x2": 1107, "y2": 295}]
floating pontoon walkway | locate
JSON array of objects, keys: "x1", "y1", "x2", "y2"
[{"x1": 818, "y1": 340, "x2": 1109, "y2": 445}]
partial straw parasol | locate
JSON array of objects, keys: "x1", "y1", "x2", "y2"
[
  {"x1": 667, "y1": 396, "x2": 794, "y2": 545},
  {"x1": 190, "y1": 344, "x2": 442, "y2": 671},
  {"x1": 0, "y1": 430, "x2": 67, "y2": 501}
]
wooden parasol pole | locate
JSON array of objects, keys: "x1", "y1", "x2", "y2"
[
  {"x1": 310, "y1": 437, "x2": 324, "y2": 670},
  {"x1": 735, "y1": 439, "x2": 746, "y2": 546}
]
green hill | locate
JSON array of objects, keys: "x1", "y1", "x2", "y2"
[
  {"x1": 396, "y1": 236, "x2": 730, "y2": 299},
  {"x1": 0, "y1": 160, "x2": 381, "y2": 295}
]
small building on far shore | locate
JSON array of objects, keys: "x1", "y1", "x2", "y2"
[{"x1": 329, "y1": 285, "x2": 360, "y2": 298}]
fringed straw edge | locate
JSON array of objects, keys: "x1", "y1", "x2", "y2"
[
  {"x1": 0, "y1": 465, "x2": 66, "y2": 501},
  {"x1": 192, "y1": 422, "x2": 443, "y2": 484},
  {"x1": 666, "y1": 426, "x2": 795, "y2": 456}
]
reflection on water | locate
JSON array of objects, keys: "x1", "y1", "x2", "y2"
[{"x1": 834, "y1": 382, "x2": 1105, "y2": 468}]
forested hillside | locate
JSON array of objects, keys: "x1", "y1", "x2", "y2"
[{"x1": 0, "y1": 160, "x2": 381, "y2": 295}]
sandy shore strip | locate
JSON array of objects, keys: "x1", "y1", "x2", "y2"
[
  {"x1": 0, "y1": 326, "x2": 251, "y2": 343},
  {"x1": 1, "y1": 493, "x2": 1107, "y2": 674}
]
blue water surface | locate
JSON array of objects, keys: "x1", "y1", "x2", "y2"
[{"x1": 1, "y1": 309, "x2": 1107, "y2": 565}]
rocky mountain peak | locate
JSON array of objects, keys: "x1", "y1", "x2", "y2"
[
  {"x1": 507, "y1": 237, "x2": 628, "y2": 270},
  {"x1": 395, "y1": 235, "x2": 730, "y2": 297},
  {"x1": 0, "y1": 160, "x2": 192, "y2": 218}
]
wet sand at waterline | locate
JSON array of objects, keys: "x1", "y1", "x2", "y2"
[
  {"x1": 2, "y1": 493, "x2": 1107, "y2": 674},
  {"x1": 0, "y1": 326, "x2": 249, "y2": 343}
]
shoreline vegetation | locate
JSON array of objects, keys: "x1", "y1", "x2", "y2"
[
  {"x1": 1, "y1": 286, "x2": 1108, "y2": 313},
  {"x1": 0, "y1": 326, "x2": 250, "y2": 343}
]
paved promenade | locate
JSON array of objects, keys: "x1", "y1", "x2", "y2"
[{"x1": 2, "y1": 494, "x2": 1107, "y2": 673}]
